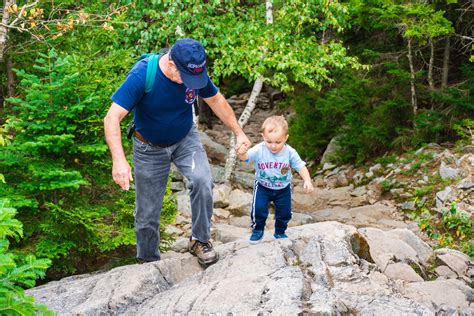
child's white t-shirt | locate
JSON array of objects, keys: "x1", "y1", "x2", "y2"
[{"x1": 246, "y1": 142, "x2": 306, "y2": 190}]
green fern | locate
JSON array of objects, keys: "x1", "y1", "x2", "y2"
[{"x1": 0, "y1": 199, "x2": 53, "y2": 315}]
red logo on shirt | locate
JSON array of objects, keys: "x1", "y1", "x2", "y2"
[{"x1": 185, "y1": 88, "x2": 196, "y2": 104}]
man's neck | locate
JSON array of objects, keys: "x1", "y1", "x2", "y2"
[{"x1": 159, "y1": 53, "x2": 172, "y2": 80}]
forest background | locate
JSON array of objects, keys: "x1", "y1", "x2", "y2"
[{"x1": 0, "y1": 1, "x2": 472, "y2": 313}]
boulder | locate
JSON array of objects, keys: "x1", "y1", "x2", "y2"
[{"x1": 28, "y1": 222, "x2": 472, "y2": 315}]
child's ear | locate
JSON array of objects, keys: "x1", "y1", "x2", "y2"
[{"x1": 285, "y1": 134, "x2": 289, "y2": 141}]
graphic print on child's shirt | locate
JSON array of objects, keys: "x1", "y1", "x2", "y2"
[{"x1": 247, "y1": 142, "x2": 306, "y2": 190}]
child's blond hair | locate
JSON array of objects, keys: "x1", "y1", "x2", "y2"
[{"x1": 260, "y1": 115, "x2": 288, "y2": 135}]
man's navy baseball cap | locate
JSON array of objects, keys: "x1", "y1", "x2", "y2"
[{"x1": 170, "y1": 38, "x2": 209, "y2": 89}]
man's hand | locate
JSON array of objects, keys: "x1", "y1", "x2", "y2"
[
  {"x1": 235, "y1": 132, "x2": 251, "y2": 153},
  {"x1": 104, "y1": 102, "x2": 131, "y2": 191},
  {"x1": 203, "y1": 93, "x2": 252, "y2": 152},
  {"x1": 237, "y1": 143, "x2": 250, "y2": 155},
  {"x1": 112, "y1": 158, "x2": 133, "y2": 190}
]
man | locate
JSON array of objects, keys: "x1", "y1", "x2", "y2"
[{"x1": 104, "y1": 38, "x2": 251, "y2": 266}]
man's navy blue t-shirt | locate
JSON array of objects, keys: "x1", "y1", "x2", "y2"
[{"x1": 111, "y1": 56, "x2": 218, "y2": 145}]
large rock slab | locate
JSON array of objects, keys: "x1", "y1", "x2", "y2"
[
  {"x1": 28, "y1": 222, "x2": 472, "y2": 315},
  {"x1": 358, "y1": 227, "x2": 429, "y2": 270},
  {"x1": 292, "y1": 186, "x2": 367, "y2": 212},
  {"x1": 310, "y1": 203, "x2": 403, "y2": 230},
  {"x1": 402, "y1": 279, "x2": 473, "y2": 312}
]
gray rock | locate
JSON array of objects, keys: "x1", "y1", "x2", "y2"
[
  {"x1": 214, "y1": 224, "x2": 250, "y2": 243},
  {"x1": 175, "y1": 192, "x2": 191, "y2": 216},
  {"x1": 228, "y1": 215, "x2": 250, "y2": 228},
  {"x1": 28, "y1": 222, "x2": 471, "y2": 315},
  {"x1": 401, "y1": 201, "x2": 416, "y2": 211},
  {"x1": 199, "y1": 130, "x2": 228, "y2": 163},
  {"x1": 434, "y1": 248, "x2": 472, "y2": 263},
  {"x1": 213, "y1": 184, "x2": 231, "y2": 208},
  {"x1": 174, "y1": 214, "x2": 189, "y2": 225},
  {"x1": 437, "y1": 253, "x2": 468, "y2": 277},
  {"x1": 384, "y1": 262, "x2": 424, "y2": 282},
  {"x1": 385, "y1": 229, "x2": 433, "y2": 265},
  {"x1": 213, "y1": 208, "x2": 230, "y2": 219},
  {"x1": 436, "y1": 186, "x2": 453, "y2": 209},
  {"x1": 165, "y1": 225, "x2": 183, "y2": 236},
  {"x1": 440, "y1": 161, "x2": 459, "y2": 180},
  {"x1": 227, "y1": 189, "x2": 252, "y2": 216},
  {"x1": 376, "y1": 219, "x2": 408, "y2": 230},
  {"x1": 353, "y1": 171, "x2": 364, "y2": 185},
  {"x1": 170, "y1": 181, "x2": 185, "y2": 192},
  {"x1": 359, "y1": 227, "x2": 423, "y2": 270},
  {"x1": 457, "y1": 177, "x2": 474, "y2": 190},
  {"x1": 351, "y1": 185, "x2": 368, "y2": 197},
  {"x1": 211, "y1": 165, "x2": 255, "y2": 188},
  {"x1": 171, "y1": 238, "x2": 189, "y2": 253},
  {"x1": 170, "y1": 164, "x2": 184, "y2": 181},
  {"x1": 390, "y1": 188, "x2": 405, "y2": 197},
  {"x1": 369, "y1": 163, "x2": 382, "y2": 174},
  {"x1": 399, "y1": 192, "x2": 413, "y2": 199},
  {"x1": 435, "y1": 265, "x2": 457, "y2": 279},
  {"x1": 402, "y1": 279, "x2": 473, "y2": 313},
  {"x1": 320, "y1": 137, "x2": 341, "y2": 166},
  {"x1": 288, "y1": 212, "x2": 314, "y2": 227},
  {"x1": 322, "y1": 162, "x2": 337, "y2": 171}
]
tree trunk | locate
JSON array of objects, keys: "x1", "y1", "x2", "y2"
[
  {"x1": 441, "y1": 36, "x2": 450, "y2": 89},
  {"x1": 428, "y1": 37, "x2": 434, "y2": 91},
  {"x1": 223, "y1": 0, "x2": 272, "y2": 183},
  {"x1": 407, "y1": 38, "x2": 417, "y2": 127},
  {"x1": 6, "y1": 56, "x2": 14, "y2": 97},
  {"x1": 223, "y1": 78, "x2": 263, "y2": 183},
  {"x1": 0, "y1": 0, "x2": 14, "y2": 63},
  {"x1": 265, "y1": 0, "x2": 273, "y2": 24}
]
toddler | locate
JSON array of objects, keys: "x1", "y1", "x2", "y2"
[{"x1": 237, "y1": 115, "x2": 314, "y2": 243}]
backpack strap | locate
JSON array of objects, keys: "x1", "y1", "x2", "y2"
[
  {"x1": 145, "y1": 54, "x2": 159, "y2": 94},
  {"x1": 143, "y1": 48, "x2": 169, "y2": 94}
]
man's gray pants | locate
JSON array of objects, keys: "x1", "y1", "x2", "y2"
[{"x1": 133, "y1": 125, "x2": 213, "y2": 262}]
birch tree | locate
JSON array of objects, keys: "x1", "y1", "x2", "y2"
[
  {"x1": 360, "y1": 0, "x2": 454, "y2": 125},
  {"x1": 223, "y1": 1, "x2": 272, "y2": 183}
]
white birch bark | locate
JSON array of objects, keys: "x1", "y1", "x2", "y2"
[
  {"x1": 223, "y1": 0, "x2": 273, "y2": 183},
  {"x1": 428, "y1": 37, "x2": 434, "y2": 91},
  {"x1": 0, "y1": 1, "x2": 39, "y2": 63},
  {"x1": 223, "y1": 78, "x2": 263, "y2": 182},
  {"x1": 0, "y1": 0, "x2": 14, "y2": 63},
  {"x1": 407, "y1": 38, "x2": 417, "y2": 127},
  {"x1": 441, "y1": 36, "x2": 450, "y2": 89}
]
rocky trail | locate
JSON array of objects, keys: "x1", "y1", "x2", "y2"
[{"x1": 28, "y1": 92, "x2": 473, "y2": 314}]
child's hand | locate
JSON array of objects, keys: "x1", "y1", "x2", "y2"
[
  {"x1": 303, "y1": 180, "x2": 314, "y2": 194},
  {"x1": 237, "y1": 143, "x2": 249, "y2": 155}
]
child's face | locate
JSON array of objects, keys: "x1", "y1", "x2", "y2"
[{"x1": 262, "y1": 129, "x2": 288, "y2": 154}]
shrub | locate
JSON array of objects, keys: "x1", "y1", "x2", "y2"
[
  {"x1": 416, "y1": 203, "x2": 473, "y2": 257},
  {"x1": 0, "y1": 199, "x2": 52, "y2": 315}
]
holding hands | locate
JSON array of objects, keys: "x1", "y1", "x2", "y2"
[{"x1": 236, "y1": 133, "x2": 251, "y2": 160}]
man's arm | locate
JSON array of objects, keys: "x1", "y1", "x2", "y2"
[
  {"x1": 104, "y1": 102, "x2": 133, "y2": 190},
  {"x1": 203, "y1": 92, "x2": 251, "y2": 150}
]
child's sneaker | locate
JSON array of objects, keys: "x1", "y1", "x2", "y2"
[
  {"x1": 249, "y1": 230, "x2": 264, "y2": 244},
  {"x1": 273, "y1": 233, "x2": 288, "y2": 239}
]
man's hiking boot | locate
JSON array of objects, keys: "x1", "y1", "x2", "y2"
[
  {"x1": 188, "y1": 238, "x2": 219, "y2": 267},
  {"x1": 249, "y1": 230, "x2": 264, "y2": 244}
]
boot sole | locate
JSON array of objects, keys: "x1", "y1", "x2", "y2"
[{"x1": 197, "y1": 253, "x2": 219, "y2": 267}]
